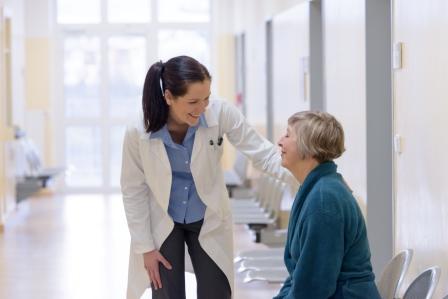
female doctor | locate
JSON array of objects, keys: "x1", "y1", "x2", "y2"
[{"x1": 121, "y1": 55, "x2": 295, "y2": 299}]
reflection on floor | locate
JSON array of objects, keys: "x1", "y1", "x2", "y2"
[{"x1": 0, "y1": 194, "x2": 282, "y2": 299}]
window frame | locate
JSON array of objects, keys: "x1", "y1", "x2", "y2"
[{"x1": 53, "y1": 0, "x2": 212, "y2": 193}]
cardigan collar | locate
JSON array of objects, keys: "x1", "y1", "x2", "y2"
[
  {"x1": 296, "y1": 161, "x2": 337, "y2": 201},
  {"x1": 286, "y1": 161, "x2": 338, "y2": 250}
]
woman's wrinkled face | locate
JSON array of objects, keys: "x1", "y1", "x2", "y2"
[
  {"x1": 165, "y1": 80, "x2": 211, "y2": 127},
  {"x1": 278, "y1": 125, "x2": 301, "y2": 170}
]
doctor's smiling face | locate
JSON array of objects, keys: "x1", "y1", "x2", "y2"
[{"x1": 165, "y1": 79, "x2": 211, "y2": 127}]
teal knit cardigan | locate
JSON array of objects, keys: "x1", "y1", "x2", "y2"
[{"x1": 273, "y1": 161, "x2": 381, "y2": 299}]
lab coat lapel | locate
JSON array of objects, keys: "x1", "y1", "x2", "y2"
[
  {"x1": 140, "y1": 136, "x2": 172, "y2": 211},
  {"x1": 190, "y1": 108, "x2": 225, "y2": 223},
  {"x1": 191, "y1": 107, "x2": 218, "y2": 164},
  {"x1": 191, "y1": 129, "x2": 204, "y2": 165}
]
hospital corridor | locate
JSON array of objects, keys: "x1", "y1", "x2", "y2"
[{"x1": 1, "y1": 0, "x2": 448, "y2": 298}]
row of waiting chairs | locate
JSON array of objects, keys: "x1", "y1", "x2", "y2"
[
  {"x1": 236, "y1": 249, "x2": 442, "y2": 298},
  {"x1": 224, "y1": 151, "x2": 250, "y2": 197},
  {"x1": 235, "y1": 244, "x2": 442, "y2": 298},
  {"x1": 14, "y1": 127, "x2": 64, "y2": 202},
  {"x1": 377, "y1": 249, "x2": 441, "y2": 299},
  {"x1": 226, "y1": 153, "x2": 292, "y2": 283},
  {"x1": 228, "y1": 158, "x2": 291, "y2": 283},
  {"x1": 231, "y1": 173, "x2": 290, "y2": 244}
]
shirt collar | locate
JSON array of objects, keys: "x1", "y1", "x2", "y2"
[
  {"x1": 150, "y1": 114, "x2": 208, "y2": 146},
  {"x1": 198, "y1": 113, "x2": 208, "y2": 128}
]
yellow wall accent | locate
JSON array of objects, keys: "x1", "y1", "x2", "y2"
[
  {"x1": 25, "y1": 37, "x2": 51, "y2": 109},
  {"x1": 215, "y1": 34, "x2": 236, "y2": 171},
  {"x1": 25, "y1": 37, "x2": 53, "y2": 165},
  {"x1": 0, "y1": 5, "x2": 16, "y2": 229},
  {"x1": 216, "y1": 34, "x2": 235, "y2": 104},
  {"x1": 0, "y1": 5, "x2": 5, "y2": 228}
]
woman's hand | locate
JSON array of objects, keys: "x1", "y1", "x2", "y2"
[{"x1": 143, "y1": 250, "x2": 172, "y2": 290}]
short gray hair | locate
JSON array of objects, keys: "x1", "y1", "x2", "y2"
[{"x1": 288, "y1": 111, "x2": 345, "y2": 163}]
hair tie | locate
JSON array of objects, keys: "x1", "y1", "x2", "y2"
[
  {"x1": 159, "y1": 78, "x2": 164, "y2": 96},
  {"x1": 159, "y1": 60, "x2": 165, "y2": 96}
]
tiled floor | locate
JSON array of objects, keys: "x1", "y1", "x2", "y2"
[{"x1": 0, "y1": 194, "x2": 282, "y2": 299}]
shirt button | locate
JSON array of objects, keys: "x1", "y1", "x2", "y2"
[
  {"x1": 184, "y1": 187, "x2": 188, "y2": 190},
  {"x1": 185, "y1": 160, "x2": 189, "y2": 164},
  {"x1": 182, "y1": 201, "x2": 187, "y2": 204}
]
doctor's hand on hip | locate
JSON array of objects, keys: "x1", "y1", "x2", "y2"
[{"x1": 143, "y1": 249, "x2": 172, "y2": 290}]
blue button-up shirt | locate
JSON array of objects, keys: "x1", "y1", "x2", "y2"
[{"x1": 150, "y1": 115, "x2": 207, "y2": 224}]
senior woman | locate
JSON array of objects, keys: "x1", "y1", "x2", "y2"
[{"x1": 274, "y1": 111, "x2": 381, "y2": 299}]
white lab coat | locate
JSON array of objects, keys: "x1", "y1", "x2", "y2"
[{"x1": 121, "y1": 100, "x2": 296, "y2": 299}]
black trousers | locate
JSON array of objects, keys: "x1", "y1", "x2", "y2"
[{"x1": 152, "y1": 220, "x2": 231, "y2": 299}]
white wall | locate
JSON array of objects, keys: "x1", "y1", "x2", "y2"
[
  {"x1": 231, "y1": 0, "x2": 267, "y2": 130},
  {"x1": 323, "y1": 0, "x2": 367, "y2": 213},
  {"x1": 272, "y1": 2, "x2": 310, "y2": 142},
  {"x1": 5, "y1": 0, "x2": 25, "y2": 128},
  {"x1": 230, "y1": 0, "x2": 305, "y2": 134},
  {"x1": 227, "y1": 0, "x2": 368, "y2": 211},
  {"x1": 212, "y1": 0, "x2": 288, "y2": 169},
  {"x1": 393, "y1": 0, "x2": 448, "y2": 297}
]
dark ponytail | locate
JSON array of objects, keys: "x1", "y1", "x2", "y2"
[
  {"x1": 142, "y1": 56, "x2": 211, "y2": 133},
  {"x1": 142, "y1": 61, "x2": 167, "y2": 133}
]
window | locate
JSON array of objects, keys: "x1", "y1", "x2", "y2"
[
  {"x1": 158, "y1": 0, "x2": 210, "y2": 23},
  {"x1": 108, "y1": 0, "x2": 150, "y2": 23},
  {"x1": 64, "y1": 36, "x2": 101, "y2": 118},
  {"x1": 56, "y1": 0, "x2": 211, "y2": 192},
  {"x1": 158, "y1": 30, "x2": 210, "y2": 67},
  {"x1": 65, "y1": 126, "x2": 102, "y2": 187},
  {"x1": 57, "y1": 0, "x2": 101, "y2": 24},
  {"x1": 108, "y1": 36, "x2": 146, "y2": 119}
]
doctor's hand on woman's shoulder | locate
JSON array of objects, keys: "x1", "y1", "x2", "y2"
[{"x1": 143, "y1": 249, "x2": 172, "y2": 290}]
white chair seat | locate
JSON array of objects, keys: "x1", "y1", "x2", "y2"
[{"x1": 243, "y1": 269, "x2": 288, "y2": 283}]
